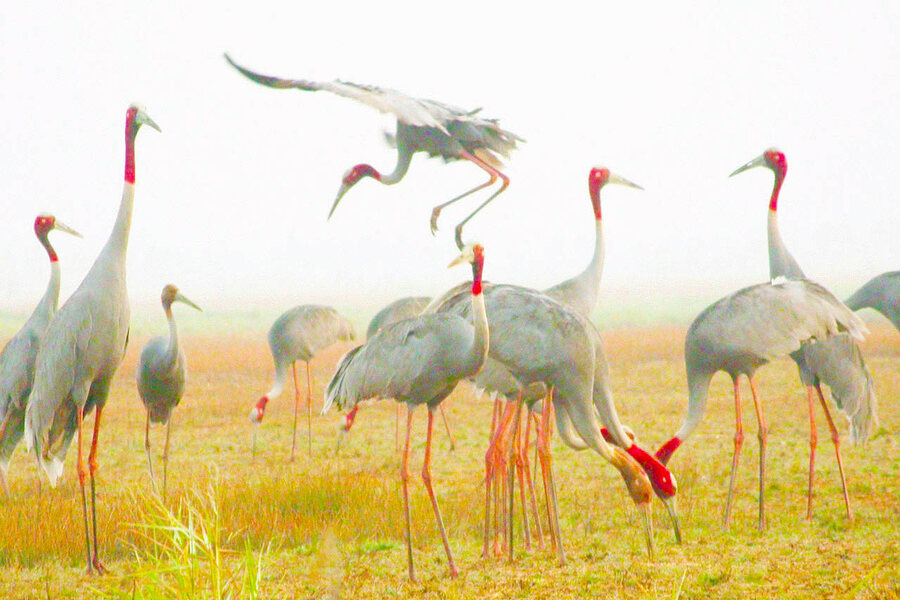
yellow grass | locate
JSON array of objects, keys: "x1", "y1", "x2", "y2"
[{"x1": 0, "y1": 325, "x2": 898, "y2": 599}]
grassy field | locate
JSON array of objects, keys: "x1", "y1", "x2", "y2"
[{"x1": 0, "y1": 324, "x2": 897, "y2": 599}]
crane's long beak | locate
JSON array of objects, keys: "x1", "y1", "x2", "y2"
[
  {"x1": 663, "y1": 496, "x2": 683, "y2": 544},
  {"x1": 174, "y1": 292, "x2": 202, "y2": 312},
  {"x1": 53, "y1": 220, "x2": 83, "y2": 238},
  {"x1": 135, "y1": 110, "x2": 162, "y2": 133},
  {"x1": 448, "y1": 244, "x2": 476, "y2": 268},
  {"x1": 608, "y1": 173, "x2": 644, "y2": 190},
  {"x1": 328, "y1": 184, "x2": 351, "y2": 220},
  {"x1": 640, "y1": 502, "x2": 655, "y2": 560},
  {"x1": 729, "y1": 153, "x2": 766, "y2": 177}
]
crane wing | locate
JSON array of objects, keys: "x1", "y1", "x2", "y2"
[{"x1": 0, "y1": 331, "x2": 40, "y2": 416}]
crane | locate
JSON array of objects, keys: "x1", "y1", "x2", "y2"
[
  {"x1": 136, "y1": 284, "x2": 201, "y2": 494},
  {"x1": 224, "y1": 54, "x2": 523, "y2": 249},
  {"x1": 845, "y1": 271, "x2": 900, "y2": 332},
  {"x1": 655, "y1": 278, "x2": 867, "y2": 531},
  {"x1": 23, "y1": 103, "x2": 160, "y2": 574},
  {"x1": 731, "y1": 148, "x2": 876, "y2": 520},
  {"x1": 0, "y1": 214, "x2": 80, "y2": 496},
  {"x1": 364, "y1": 295, "x2": 456, "y2": 451},
  {"x1": 251, "y1": 304, "x2": 356, "y2": 460},
  {"x1": 429, "y1": 282, "x2": 678, "y2": 563},
  {"x1": 323, "y1": 243, "x2": 490, "y2": 581}
]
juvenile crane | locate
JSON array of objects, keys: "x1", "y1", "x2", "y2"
[
  {"x1": 136, "y1": 284, "x2": 201, "y2": 494},
  {"x1": 224, "y1": 54, "x2": 522, "y2": 249},
  {"x1": 0, "y1": 215, "x2": 80, "y2": 495},
  {"x1": 324, "y1": 244, "x2": 490, "y2": 581},
  {"x1": 731, "y1": 148, "x2": 876, "y2": 520},
  {"x1": 655, "y1": 278, "x2": 867, "y2": 531},
  {"x1": 251, "y1": 305, "x2": 356, "y2": 460},
  {"x1": 24, "y1": 103, "x2": 160, "y2": 574},
  {"x1": 845, "y1": 271, "x2": 900, "y2": 332}
]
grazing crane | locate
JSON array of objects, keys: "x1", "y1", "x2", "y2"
[
  {"x1": 430, "y1": 282, "x2": 678, "y2": 563},
  {"x1": 251, "y1": 305, "x2": 356, "y2": 460},
  {"x1": 324, "y1": 244, "x2": 490, "y2": 581},
  {"x1": 655, "y1": 278, "x2": 867, "y2": 531},
  {"x1": 731, "y1": 148, "x2": 876, "y2": 520},
  {"x1": 136, "y1": 284, "x2": 201, "y2": 494},
  {"x1": 0, "y1": 215, "x2": 80, "y2": 495},
  {"x1": 845, "y1": 271, "x2": 900, "y2": 332},
  {"x1": 224, "y1": 54, "x2": 523, "y2": 249},
  {"x1": 23, "y1": 104, "x2": 159, "y2": 574},
  {"x1": 364, "y1": 296, "x2": 456, "y2": 450}
]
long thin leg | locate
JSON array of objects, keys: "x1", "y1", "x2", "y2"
[
  {"x1": 748, "y1": 376, "x2": 768, "y2": 532},
  {"x1": 506, "y1": 402, "x2": 522, "y2": 561},
  {"x1": 483, "y1": 399, "x2": 514, "y2": 558},
  {"x1": 429, "y1": 148, "x2": 500, "y2": 234},
  {"x1": 538, "y1": 390, "x2": 566, "y2": 565},
  {"x1": 0, "y1": 412, "x2": 11, "y2": 499},
  {"x1": 144, "y1": 411, "x2": 157, "y2": 492},
  {"x1": 401, "y1": 406, "x2": 416, "y2": 582},
  {"x1": 88, "y1": 407, "x2": 107, "y2": 574},
  {"x1": 306, "y1": 362, "x2": 313, "y2": 457},
  {"x1": 76, "y1": 408, "x2": 92, "y2": 573},
  {"x1": 453, "y1": 172, "x2": 510, "y2": 250},
  {"x1": 806, "y1": 386, "x2": 817, "y2": 519},
  {"x1": 723, "y1": 377, "x2": 744, "y2": 530},
  {"x1": 514, "y1": 405, "x2": 533, "y2": 551},
  {"x1": 438, "y1": 404, "x2": 456, "y2": 451},
  {"x1": 815, "y1": 384, "x2": 852, "y2": 519},
  {"x1": 521, "y1": 410, "x2": 544, "y2": 549},
  {"x1": 396, "y1": 403, "x2": 402, "y2": 453},
  {"x1": 422, "y1": 407, "x2": 459, "y2": 577},
  {"x1": 290, "y1": 362, "x2": 300, "y2": 462},
  {"x1": 163, "y1": 418, "x2": 172, "y2": 498}
]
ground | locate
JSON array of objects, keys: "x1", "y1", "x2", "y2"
[{"x1": 0, "y1": 324, "x2": 897, "y2": 599}]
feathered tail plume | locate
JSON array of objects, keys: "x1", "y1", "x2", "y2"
[
  {"x1": 803, "y1": 334, "x2": 879, "y2": 444},
  {"x1": 323, "y1": 345, "x2": 363, "y2": 415}
]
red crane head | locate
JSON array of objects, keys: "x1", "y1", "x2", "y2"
[
  {"x1": 449, "y1": 243, "x2": 485, "y2": 294},
  {"x1": 588, "y1": 166, "x2": 643, "y2": 220},
  {"x1": 730, "y1": 147, "x2": 788, "y2": 210},
  {"x1": 250, "y1": 396, "x2": 269, "y2": 423},
  {"x1": 327, "y1": 164, "x2": 382, "y2": 219},
  {"x1": 33, "y1": 214, "x2": 81, "y2": 262}
]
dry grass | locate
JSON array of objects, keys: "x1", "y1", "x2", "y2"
[{"x1": 0, "y1": 325, "x2": 898, "y2": 599}]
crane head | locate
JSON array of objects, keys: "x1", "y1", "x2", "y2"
[
  {"x1": 449, "y1": 243, "x2": 485, "y2": 291},
  {"x1": 328, "y1": 164, "x2": 381, "y2": 219},
  {"x1": 729, "y1": 147, "x2": 787, "y2": 181},
  {"x1": 250, "y1": 396, "x2": 268, "y2": 423},
  {"x1": 588, "y1": 167, "x2": 643, "y2": 220},
  {"x1": 34, "y1": 214, "x2": 82, "y2": 239},
  {"x1": 161, "y1": 284, "x2": 202, "y2": 312},
  {"x1": 127, "y1": 103, "x2": 161, "y2": 135}
]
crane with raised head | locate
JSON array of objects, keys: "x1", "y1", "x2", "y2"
[
  {"x1": 845, "y1": 271, "x2": 900, "y2": 332},
  {"x1": 324, "y1": 243, "x2": 489, "y2": 581},
  {"x1": 0, "y1": 214, "x2": 80, "y2": 495},
  {"x1": 224, "y1": 54, "x2": 522, "y2": 249},
  {"x1": 136, "y1": 284, "x2": 201, "y2": 494},
  {"x1": 23, "y1": 103, "x2": 159, "y2": 574},
  {"x1": 731, "y1": 148, "x2": 876, "y2": 520},
  {"x1": 251, "y1": 304, "x2": 356, "y2": 460},
  {"x1": 655, "y1": 278, "x2": 867, "y2": 531}
]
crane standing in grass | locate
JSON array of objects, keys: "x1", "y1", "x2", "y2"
[
  {"x1": 845, "y1": 271, "x2": 900, "y2": 332},
  {"x1": 24, "y1": 104, "x2": 160, "y2": 574},
  {"x1": 0, "y1": 214, "x2": 81, "y2": 495},
  {"x1": 324, "y1": 243, "x2": 490, "y2": 581},
  {"x1": 730, "y1": 148, "x2": 876, "y2": 521},
  {"x1": 655, "y1": 279, "x2": 867, "y2": 531},
  {"x1": 250, "y1": 305, "x2": 356, "y2": 460},
  {"x1": 136, "y1": 284, "x2": 202, "y2": 494},
  {"x1": 224, "y1": 54, "x2": 522, "y2": 249}
]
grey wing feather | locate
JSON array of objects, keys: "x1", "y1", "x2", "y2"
[
  {"x1": 803, "y1": 334, "x2": 878, "y2": 443},
  {"x1": 845, "y1": 271, "x2": 900, "y2": 331},
  {"x1": 0, "y1": 331, "x2": 40, "y2": 464},
  {"x1": 269, "y1": 305, "x2": 356, "y2": 364},
  {"x1": 136, "y1": 336, "x2": 186, "y2": 423},
  {"x1": 366, "y1": 296, "x2": 432, "y2": 339}
]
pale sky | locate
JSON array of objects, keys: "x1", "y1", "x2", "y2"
[{"x1": 1, "y1": 2, "x2": 897, "y2": 324}]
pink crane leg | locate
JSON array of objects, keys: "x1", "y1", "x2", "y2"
[
  {"x1": 306, "y1": 362, "x2": 313, "y2": 458},
  {"x1": 748, "y1": 376, "x2": 768, "y2": 532},
  {"x1": 290, "y1": 362, "x2": 300, "y2": 462},
  {"x1": 429, "y1": 148, "x2": 500, "y2": 235},
  {"x1": 88, "y1": 407, "x2": 108, "y2": 574},
  {"x1": 514, "y1": 405, "x2": 533, "y2": 551},
  {"x1": 483, "y1": 399, "x2": 515, "y2": 558},
  {"x1": 438, "y1": 404, "x2": 456, "y2": 451},
  {"x1": 506, "y1": 402, "x2": 523, "y2": 561},
  {"x1": 520, "y1": 410, "x2": 544, "y2": 549},
  {"x1": 814, "y1": 385, "x2": 852, "y2": 519},
  {"x1": 76, "y1": 408, "x2": 93, "y2": 573},
  {"x1": 537, "y1": 391, "x2": 566, "y2": 565},
  {"x1": 144, "y1": 411, "x2": 157, "y2": 491},
  {"x1": 806, "y1": 386, "x2": 817, "y2": 519},
  {"x1": 723, "y1": 377, "x2": 744, "y2": 530},
  {"x1": 422, "y1": 407, "x2": 459, "y2": 577},
  {"x1": 396, "y1": 403, "x2": 402, "y2": 453},
  {"x1": 400, "y1": 406, "x2": 416, "y2": 582},
  {"x1": 163, "y1": 418, "x2": 172, "y2": 497},
  {"x1": 494, "y1": 402, "x2": 518, "y2": 556}
]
